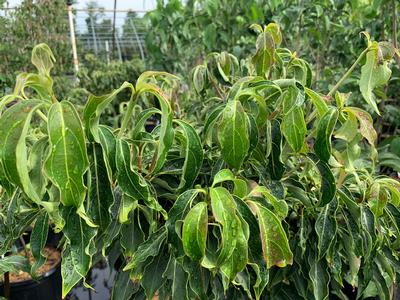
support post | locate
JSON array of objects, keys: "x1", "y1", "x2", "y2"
[{"x1": 67, "y1": 2, "x2": 79, "y2": 73}]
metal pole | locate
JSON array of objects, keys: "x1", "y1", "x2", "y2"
[
  {"x1": 105, "y1": 41, "x2": 110, "y2": 65},
  {"x1": 67, "y1": 3, "x2": 79, "y2": 73},
  {"x1": 90, "y1": 15, "x2": 98, "y2": 55},
  {"x1": 116, "y1": 34, "x2": 122, "y2": 62},
  {"x1": 130, "y1": 19, "x2": 145, "y2": 61},
  {"x1": 112, "y1": 0, "x2": 117, "y2": 58}
]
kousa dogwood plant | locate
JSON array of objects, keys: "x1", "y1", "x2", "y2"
[{"x1": 0, "y1": 22, "x2": 399, "y2": 300}]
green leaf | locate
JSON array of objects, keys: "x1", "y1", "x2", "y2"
[
  {"x1": 115, "y1": 139, "x2": 166, "y2": 217},
  {"x1": 174, "y1": 120, "x2": 203, "y2": 192},
  {"x1": 164, "y1": 257, "x2": 189, "y2": 300},
  {"x1": 61, "y1": 206, "x2": 97, "y2": 278},
  {"x1": 233, "y1": 196, "x2": 263, "y2": 262},
  {"x1": 182, "y1": 202, "x2": 208, "y2": 261},
  {"x1": 335, "y1": 112, "x2": 358, "y2": 142},
  {"x1": 282, "y1": 106, "x2": 306, "y2": 152},
  {"x1": 308, "y1": 153, "x2": 336, "y2": 206},
  {"x1": 44, "y1": 101, "x2": 89, "y2": 208},
  {"x1": 252, "y1": 30, "x2": 275, "y2": 76},
  {"x1": 192, "y1": 65, "x2": 207, "y2": 93},
  {"x1": 218, "y1": 100, "x2": 250, "y2": 169},
  {"x1": 166, "y1": 189, "x2": 201, "y2": 254},
  {"x1": 248, "y1": 185, "x2": 288, "y2": 219},
  {"x1": 315, "y1": 197, "x2": 338, "y2": 258},
  {"x1": 31, "y1": 210, "x2": 49, "y2": 274},
  {"x1": 361, "y1": 206, "x2": 376, "y2": 258},
  {"x1": 31, "y1": 43, "x2": 55, "y2": 76},
  {"x1": 203, "y1": 23, "x2": 217, "y2": 50},
  {"x1": 314, "y1": 107, "x2": 338, "y2": 162},
  {"x1": 61, "y1": 245, "x2": 83, "y2": 298},
  {"x1": 220, "y1": 215, "x2": 248, "y2": 281},
  {"x1": 141, "y1": 252, "x2": 170, "y2": 299},
  {"x1": 343, "y1": 107, "x2": 377, "y2": 145},
  {"x1": 204, "y1": 105, "x2": 224, "y2": 147},
  {"x1": 120, "y1": 209, "x2": 145, "y2": 256},
  {"x1": 135, "y1": 83, "x2": 174, "y2": 174},
  {"x1": 304, "y1": 87, "x2": 329, "y2": 118},
  {"x1": 212, "y1": 169, "x2": 248, "y2": 198},
  {"x1": 267, "y1": 119, "x2": 285, "y2": 180},
  {"x1": 249, "y1": 201, "x2": 293, "y2": 268},
  {"x1": 83, "y1": 81, "x2": 135, "y2": 142},
  {"x1": 131, "y1": 108, "x2": 160, "y2": 140},
  {"x1": 98, "y1": 125, "x2": 117, "y2": 179},
  {"x1": 87, "y1": 143, "x2": 114, "y2": 231},
  {"x1": 111, "y1": 270, "x2": 137, "y2": 300},
  {"x1": 0, "y1": 100, "x2": 44, "y2": 204},
  {"x1": 0, "y1": 255, "x2": 30, "y2": 276},
  {"x1": 123, "y1": 227, "x2": 167, "y2": 271},
  {"x1": 210, "y1": 187, "x2": 240, "y2": 265},
  {"x1": 309, "y1": 257, "x2": 330, "y2": 300},
  {"x1": 28, "y1": 137, "x2": 49, "y2": 199},
  {"x1": 360, "y1": 45, "x2": 391, "y2": 115}
]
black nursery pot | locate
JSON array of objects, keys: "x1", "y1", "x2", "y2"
[
  {"x1": 0, "y1": 227, "x2": 63, "y2": 300},
  {"x1": 0, "y1": 263, "x2": 62, "y2": 300}
]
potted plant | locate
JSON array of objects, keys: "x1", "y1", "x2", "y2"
[{"x1": 0, "y1": 22, "x2": 399, "y2": 300}]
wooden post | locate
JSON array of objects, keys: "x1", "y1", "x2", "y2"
[{"x1": 67, "y1": 2, "x2": 79, "y2": 73}]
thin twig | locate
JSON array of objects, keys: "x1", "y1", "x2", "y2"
[{"x1": 327, "y1": 48, "x2": 369, "y2": 97}]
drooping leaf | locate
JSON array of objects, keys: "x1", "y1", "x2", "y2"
[
  {"x1": 0, "y1": 100, "x2": 44, "y2": 204},
  {"x1": 123, "y1": 227, "x2": 167, "y2": 271},
  {"x1": 28, "y1": 137, "x2": 48, "y2": 199},
  {"x1": 210, "y1": 187, "x2": 240, "y2": 265},
  {"x1": 111, "y1": 270, "x2": 137, "y2": 300},
  {"x1": 217, "y1": 100, "x2": 250, "y2": 169},
  {"x1": 166, "y1": 189, "x2": 201, "y2": 254},
  {"x1": 304, "y1": 87, "x2": 329, "y2": 118},
  {"x1": 309, "y1": 257, "x2": 330, "y2": 300},
  {"x1": 252, "y1": 30, "x2": 275, "y2": 76},
  {"x1": 360, "y1": 44, "x2": 391, "y2": 115},
  {"x1": 31, "y1": 43, "x2": 55, "y2": 77},
  {"x1": 31, "y1": 210, "x2": 49, "y2": 274},
  {"x1": 315, "y1": 197, "x2": 338, "y2": 258},
  {"x1": 308, "y1": 153, "x2": 336, "y2": 206},
  {"x1": 115, "y1": 139, "x2": 166, "y2": 217},
  {"x1": 0, "y1": 255, "x2": 30, "y2": 276},
  {"x1": 98, "y1": 125, "x2": 117, "y2": 178},
  {"x1": 248, "y1": 185, "x2": 288, "y2": 219},
  {"x1": 220, "y1": 215, "x2": 248, "y2": 281},
  {"x1": 249, "y1": 201, "x2": 293, "y2": 268},
  {"x1": 61, "y1": 245, "x2": 83, "y2": 298},
  {"x1": 164, "y1": 256, "x2": 189, "y2": 300},
  {"x1": 343, "y1": 107, "x2": 377, "y2": 145},
  {"x1": 182, "y1": 202, "x2": 208, "y2": 261},
  {"x1": 44, "y1": 101, "x2": 89, "y2": 208},
  {"x1": 120, "y1": 209, "x2": 145, "y2": 256},
  {"x1": 281, "y1": 87, "x2": 306, "y2": 153},
  {"x1": 135, "y1": 83, "x2": 175, "y2": 174},
  {"x1": 141, "y1": 252, "x2": 170, "y2": 299},
  {"x1": 267, "y1": 119, "x2": 285, "y2": 180},
  {"x1": 335, "y1": 112, "x2": 358, "y2": 142},
  {"x1": 87, "y1": 143, "x2": 114, "y2": 232},
  {"x1": 174, "y1": 120, "x2": 203, "y2": 192},
  {"x1": 83, "y1": 81, "x2": 135, "y2": 142},
  {"x1": 61, "y1": 206, "x2": 97, "y2": 278},
  {"x1": 314, "y1": 107, "x2": 338, "y2": 162}
]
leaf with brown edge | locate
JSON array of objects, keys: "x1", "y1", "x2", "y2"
[{"x1": 248, "y1": 201, "x2": 293, "y2": 268}]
